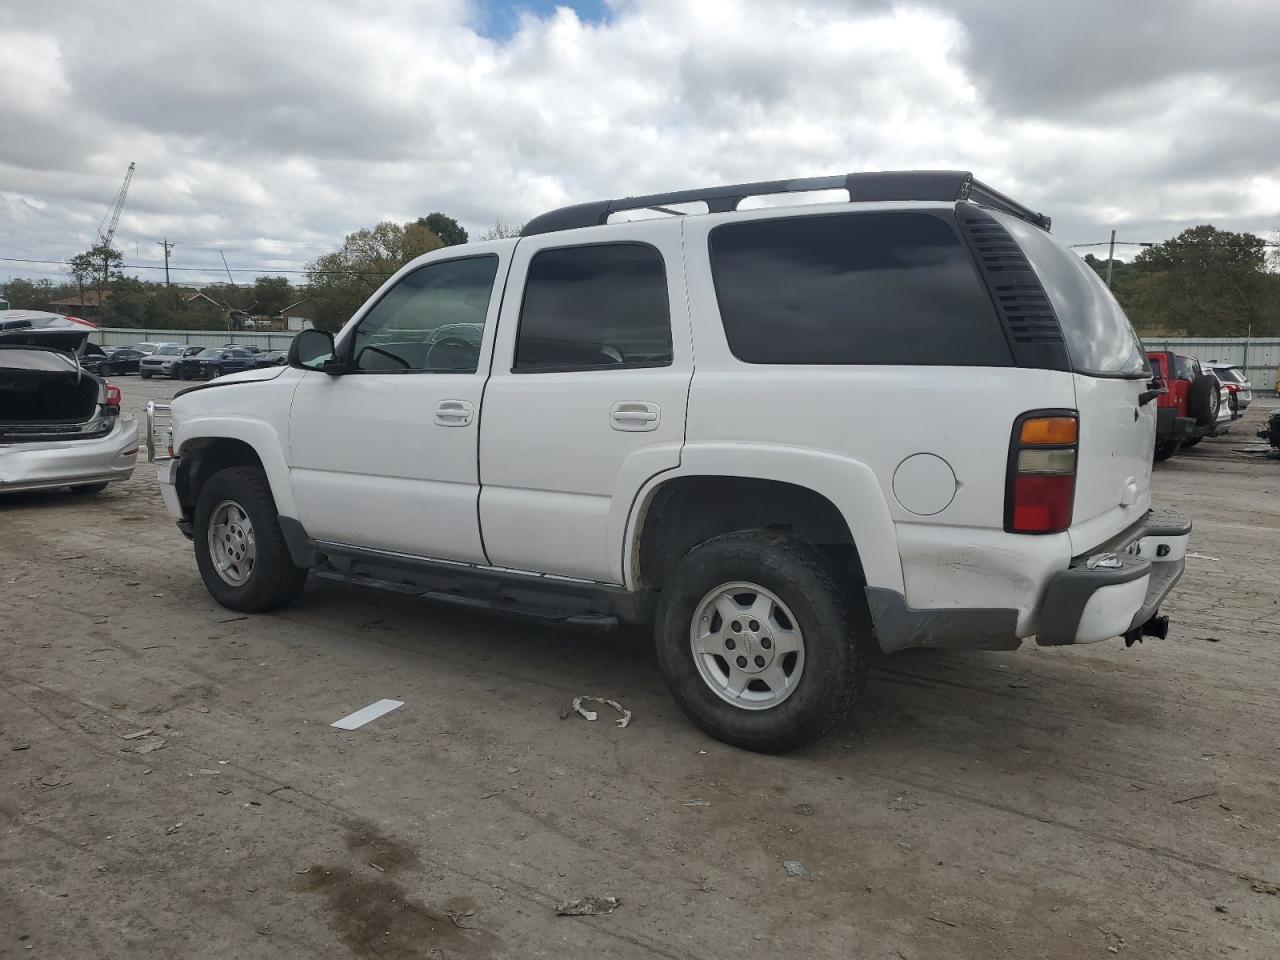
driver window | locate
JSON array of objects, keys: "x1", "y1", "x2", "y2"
[{"x1": 351, "y1": 255, "x2": 498, "y2": 373}]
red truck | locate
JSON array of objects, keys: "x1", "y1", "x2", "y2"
[{"x1": 1146, "y1": 351, "x2": 1223, "y2": 461}]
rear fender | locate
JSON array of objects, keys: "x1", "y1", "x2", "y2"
[{"x1": 619, "y1": 442, "x2": 904, "y2": 592}]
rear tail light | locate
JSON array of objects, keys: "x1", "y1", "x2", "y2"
[
  {"x1": 104, "y1": 382, "x2": 122, "y2": 415},
  {"x1": 1006, "y1": 411, "x2": 1078, "y2": 534}
]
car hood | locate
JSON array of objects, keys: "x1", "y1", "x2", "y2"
[{"x1": 174, "y1": 364, "x2": 288, "y2": 397}]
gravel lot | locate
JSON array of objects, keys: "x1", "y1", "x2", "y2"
[{"x1": 3, "y1": 376, "x2": 1278, "y2": 959}]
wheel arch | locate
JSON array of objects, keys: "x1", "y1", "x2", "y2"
[
  {"x1": 174, "y1": 420, "x2": 295, "y2": 517},
  {"x1": 622, "y1": 444, "x2": 904, "y2": 594}
]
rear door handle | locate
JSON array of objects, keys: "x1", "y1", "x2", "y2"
[
  {"x1": 435, "y1": 399, "x2": 474, "y2": 427},
  {"x1": 610, "y1": 401, "x2": 660, "y2": 432}
]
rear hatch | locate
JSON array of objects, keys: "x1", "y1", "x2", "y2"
[{"x1": 996, "y1": 214, "x2": 1155, "y2": 554}]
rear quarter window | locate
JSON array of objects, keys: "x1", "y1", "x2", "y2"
[
  {"x1": 708, "y1": 211, "x2": 1012, "y2": 365},
  {"x1": 996, "y1": 214, "x2": 1148, "y2": 378}
]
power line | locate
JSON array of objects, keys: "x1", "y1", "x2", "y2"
[
  {"x1": 1070, "y1": 239, "x2": 1280, "y2": 248},
  {"x1": 0, "y1": 256, "x2": 394, "y2": 278}
]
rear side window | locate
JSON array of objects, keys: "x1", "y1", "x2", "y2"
[
  {"x1": 997, "y1": 215, "x2": 1148, "y2": 378},
  {"x1": 708, "y1": 212, "x2": 1011, "y2": 365},
  {"x1": 515, "y1": 243, "x2": 672, "y2": 372}
]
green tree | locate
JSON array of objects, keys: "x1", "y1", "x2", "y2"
[
  {"x1": 68, "y1": 243, "x2": 124, "y2": 305},
  {"x1": 1123, "y1": 225, "x2": 1272, "y2": 336},
  {"x1": 1, "y1": 277, "x2": 61, "y2": 311},
  {"x1": 417, "y1": 212, "x2": 468, "y2": 247},
  {"x1": 100, "y1": 277, "x2": 150, "y2": 327},
  {"x1": 249, "y1": 275, "x2": 296, "y2": 315},
  {"x1": 305, "y1": 220, "x2": 444, "y2": 330}
]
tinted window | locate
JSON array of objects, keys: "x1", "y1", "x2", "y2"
[
  {"x1": 352, "y1": 256, "x2": 497, "y2": 373},
  {"x1": 709, "y1": 212, "x2": 1011, "y2": 365},
  {"x1": 155, "y1": 345, "x2": 183, "y2": 356},
  {"x1": 998, "y1": 215, "x2": 1148, "y2": 377},
  {"x1": 197, "y1": 349, "x2": 224, "y2": 358},
  {"x1": 515, "y1": 243, "x2": 672, "y2": 372}
]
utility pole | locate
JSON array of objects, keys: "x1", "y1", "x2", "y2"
[
  {"x1": 156, "y1": 239, "x2": 175, "y2": 287},
  {"x1": 1105, "y1": 229, "x2": 1116, "y2": 287}
]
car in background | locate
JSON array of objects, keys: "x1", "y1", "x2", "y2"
[
  {"x1": 1147, "y1": 351, "x2": 1221, "y2": 460},
  {"x1": 140, "y1": 343, "x2": 203, "y2": 379},
  {"x1": 221, "y1": 343, "x2": 262, "y2": 354},
  {"x1": 126, "y1": 342, "x2": 163, "y2": 357},
  {"x1": 82, "y1": 345, "x2": 145, "y2": 376},
  {"x1": 0, "y1": 324, "x2": 137, "y2": 495},
  {"x1": 255, "y1": 350, "x2": 288, "y2": 367},
  {"x1": 175, "y1": 347, "x2": 259, "y2": 380},
  {"x1": 1205, "y1": 362, "x2": 1252, "y2": 414}
]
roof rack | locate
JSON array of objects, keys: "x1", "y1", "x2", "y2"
[{"x1": 520, "y1": 170, "x2": 1051, "y2": 236}]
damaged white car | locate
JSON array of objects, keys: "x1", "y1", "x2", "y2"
[{"x1": 0, "y1": 318, "x2": 138, "y2": 495}]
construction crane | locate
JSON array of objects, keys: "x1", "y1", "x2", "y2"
[{"x1": 97, "y1": 162, "x2": 135, "y2": 248}]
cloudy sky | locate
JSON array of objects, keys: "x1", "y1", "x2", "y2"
[{"x1": 2, "y1": 0, "x2": 1278, "y2": 286}]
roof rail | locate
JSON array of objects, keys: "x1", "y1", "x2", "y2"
[{"x1": 520, "y1": 170, "x2": 1051, "y2": 236}]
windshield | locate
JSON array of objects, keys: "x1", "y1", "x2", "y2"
[{"x1": 155, "y1": 345, "x2": 183, "y2": 356}]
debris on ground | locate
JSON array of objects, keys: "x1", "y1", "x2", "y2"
[
  {"x1": 556, "y1": 895, "x2": 621, "y2": 916},
  {"x1": 783, "y1": 861, "x2": 808, "y2": 877},
  {"x1": 11, "y1": 744, "x2": 31, "y2": 751},
  {"x1": 446, "y1": 909, "x2": 476, "y2": 928},
  {"x1": 927, "y1": 915, "x2": 956, "y2": 928},
  {"x1": 132, "y1": 738, "x2": 168, "y2": 754},
  {"x1": 889, "y1": 794, "x2": 924, "y2": 812},
  {"x1": 121, "y1": 728, "x2": 154, "y2": 740},
  {"x1": 792, "y1": 802, "x2": 816, "y2": 816},
  {"x1": 1200, "y1": 637, "x2": 1223, "y2": 643},
  {"x1": 1172, "y1": 790, "x2": 1216, "y2": 805},
  {"x1": 330, "y1": 698, "x2": 404, "y2": 730},
  {"x1": 570, "y1": 696, "x2": 632, "y2": 728},
  {"x1": 682, "y1": 799, "x2": 712, "y2": 808},
  {"x1": 165, "y1": 822, "x2": 184, "y2": 835},
  {"x1": 1249, "y1": 879, "x2": 1280, "y2": 895},
  {"x1": 1185, "y1": 552, "x2": 1220, "y2": 562}
]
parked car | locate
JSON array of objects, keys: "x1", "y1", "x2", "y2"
[
  {"x1": 148, "y1": 169, "x2": 1190, "y2": 752},
  {"x1": 1146, "y1": 351, "x2": 1230, "y2": 460},
  {"x1": 127, "y1": 342, "x2": 163, "y2": 357},
  {"x1": 174, "y1": 347, "x2": 260, "y2": 380},
  {"x1": 221, "y1": 343, "x2": 262, "y2": 354},
  {"x1": 1204, "y1": 362, "x2": 1252, "y2": 414},
  {"x1": 1, "y1": 325, "x2": 137, "y2": 495},
  {"x1": 81, "y1": 345, "x2": 145, "y2": 376},
  {"x1": 255, "y1": 350, "x2": 288, "y2": 367},
  {"x1": 140, "y1": 343, "x2": 202, "y2": 379}
]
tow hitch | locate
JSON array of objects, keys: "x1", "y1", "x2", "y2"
[{"x1": 1125, "y1": 612, "x2": 1170, "y2": 647}]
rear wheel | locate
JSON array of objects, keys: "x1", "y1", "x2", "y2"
[
  {"x1": 99, "y1": 363, "x2": 113, "y2": 376},
  {"x1": 1154, "y1": 439, "x2": 1180, "y2": 462},
  {"x1": 654, "y1": 530, "x2": 870, "y2": 753},
  {"x1": 193, "y1": 466, "x2": 307, "y2": 612},
  {"x1": 69, "y1": 482, "x2": 109, "y2": 495}
]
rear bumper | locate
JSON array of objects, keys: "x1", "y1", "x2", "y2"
[
  {"x1": 0, "y1": 416, "x2": 138, "y2": 493},
  {"x1": 1035, "y1": 510, "x2": 1191, "y2": 645},
  {"x1": 1155, "y1": 407, "x2": 1196, "y2": 439}
]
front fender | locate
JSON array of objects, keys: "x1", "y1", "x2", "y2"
[
  {"x1": 618, "y1": 443, "x2": 904, "y2": 593},
  {"x1": 174, "y1": 416, "x2": 296, "y2": 517}
]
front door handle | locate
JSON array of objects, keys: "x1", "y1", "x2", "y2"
[
  {"x1": 435, "y1": 399, "x2": 474, "y2": 427},
  {"x1": 611, "y1": 401, "x2": 660, "y2": 432}
]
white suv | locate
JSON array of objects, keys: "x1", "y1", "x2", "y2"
[{"x1": 148, "y1": 171, "x2": 1190, "y2": 752}]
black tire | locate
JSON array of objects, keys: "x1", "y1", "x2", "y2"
[
  {"x1": 208, "y1": 365, "x2": 222, "y2": 379},
  {"x1": 193, "y1": 465, "x2": 308, "y2": 612},
  {"x1": 140, "y1": 371, "x2": 152, "y2": 379},
  {"x1": 99, "y1": 363, "x2": 113, "y2": 376},
  {"x1": 69, "y1": 482, "x2": 109, "y2": 495},
  {"x1": 1154, "y1": 439, "x2": 1180, "y2": 462},
  {"x1": 1188, "y1": 375, "x2": 1220, "y2": 427},
  {"x1": 654, "y1": 530, "x2": 871, "y2": 753},
  {"x1": 1182, "y1": 437, "x2": 1202, "y2": 448}
]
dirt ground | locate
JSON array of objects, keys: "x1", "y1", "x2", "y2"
[{"x1": 3, "y1": 376, "x2": 1278, "y2": 960}]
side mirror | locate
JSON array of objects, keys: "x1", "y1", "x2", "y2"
[{"x1": 288, "y1": 329, "x2": 344, "y2": 373}]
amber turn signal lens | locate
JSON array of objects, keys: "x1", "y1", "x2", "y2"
[{"x1": 1019, "y1": 416, "x2": 1078, "y2": 446}]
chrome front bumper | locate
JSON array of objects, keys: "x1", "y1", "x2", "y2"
[{"x1": 0, "y1": 416, "x2": 138, "y2": 493}]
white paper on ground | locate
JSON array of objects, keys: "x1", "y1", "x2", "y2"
[{"x1": 331, "y1": 699, "x2": 404, "y2": 730}]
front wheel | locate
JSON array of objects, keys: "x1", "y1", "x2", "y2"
[
  {"x1": 193, "y1": 466, "x2": 308, "y2": 612},
  {"x1": 140, "y1": 371, "x2": 152, "y2": 379},
  {"x1": 654, "y1": 531, "x2": 870, "y2": 753}
]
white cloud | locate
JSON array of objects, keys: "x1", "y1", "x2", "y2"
[{"x1": 0, "y1": 0, "x2": 1277, "y2": 285}]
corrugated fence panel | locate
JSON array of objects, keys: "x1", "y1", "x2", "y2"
[
  {"x1": 1141, "y1": 338, "x2": 1280, "y2": 392},
  {"x1": 92, "y1": 328, "x2": 297, "y2": 351}
]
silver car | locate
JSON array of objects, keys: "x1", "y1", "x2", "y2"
[
  {"x1": 139, "y1": 342, "x2": 201, "y2": 379},
  {"x1": 1205, "y1": 362, "x2": 1252, "y2": 414},
  {"x1": 0, "y1": 323, "x2": 138, "y2": 495}
]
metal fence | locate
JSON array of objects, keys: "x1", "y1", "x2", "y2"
[
  {"x1": 1140, "y1": 337, "x2": 1280, "y2": 392},
  {"x1": 88, "y1": 328, "x2": 1280, "y2": 392},
  {"x1": 91, "y1": 327, "x2": 299, "y2": 351}
]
